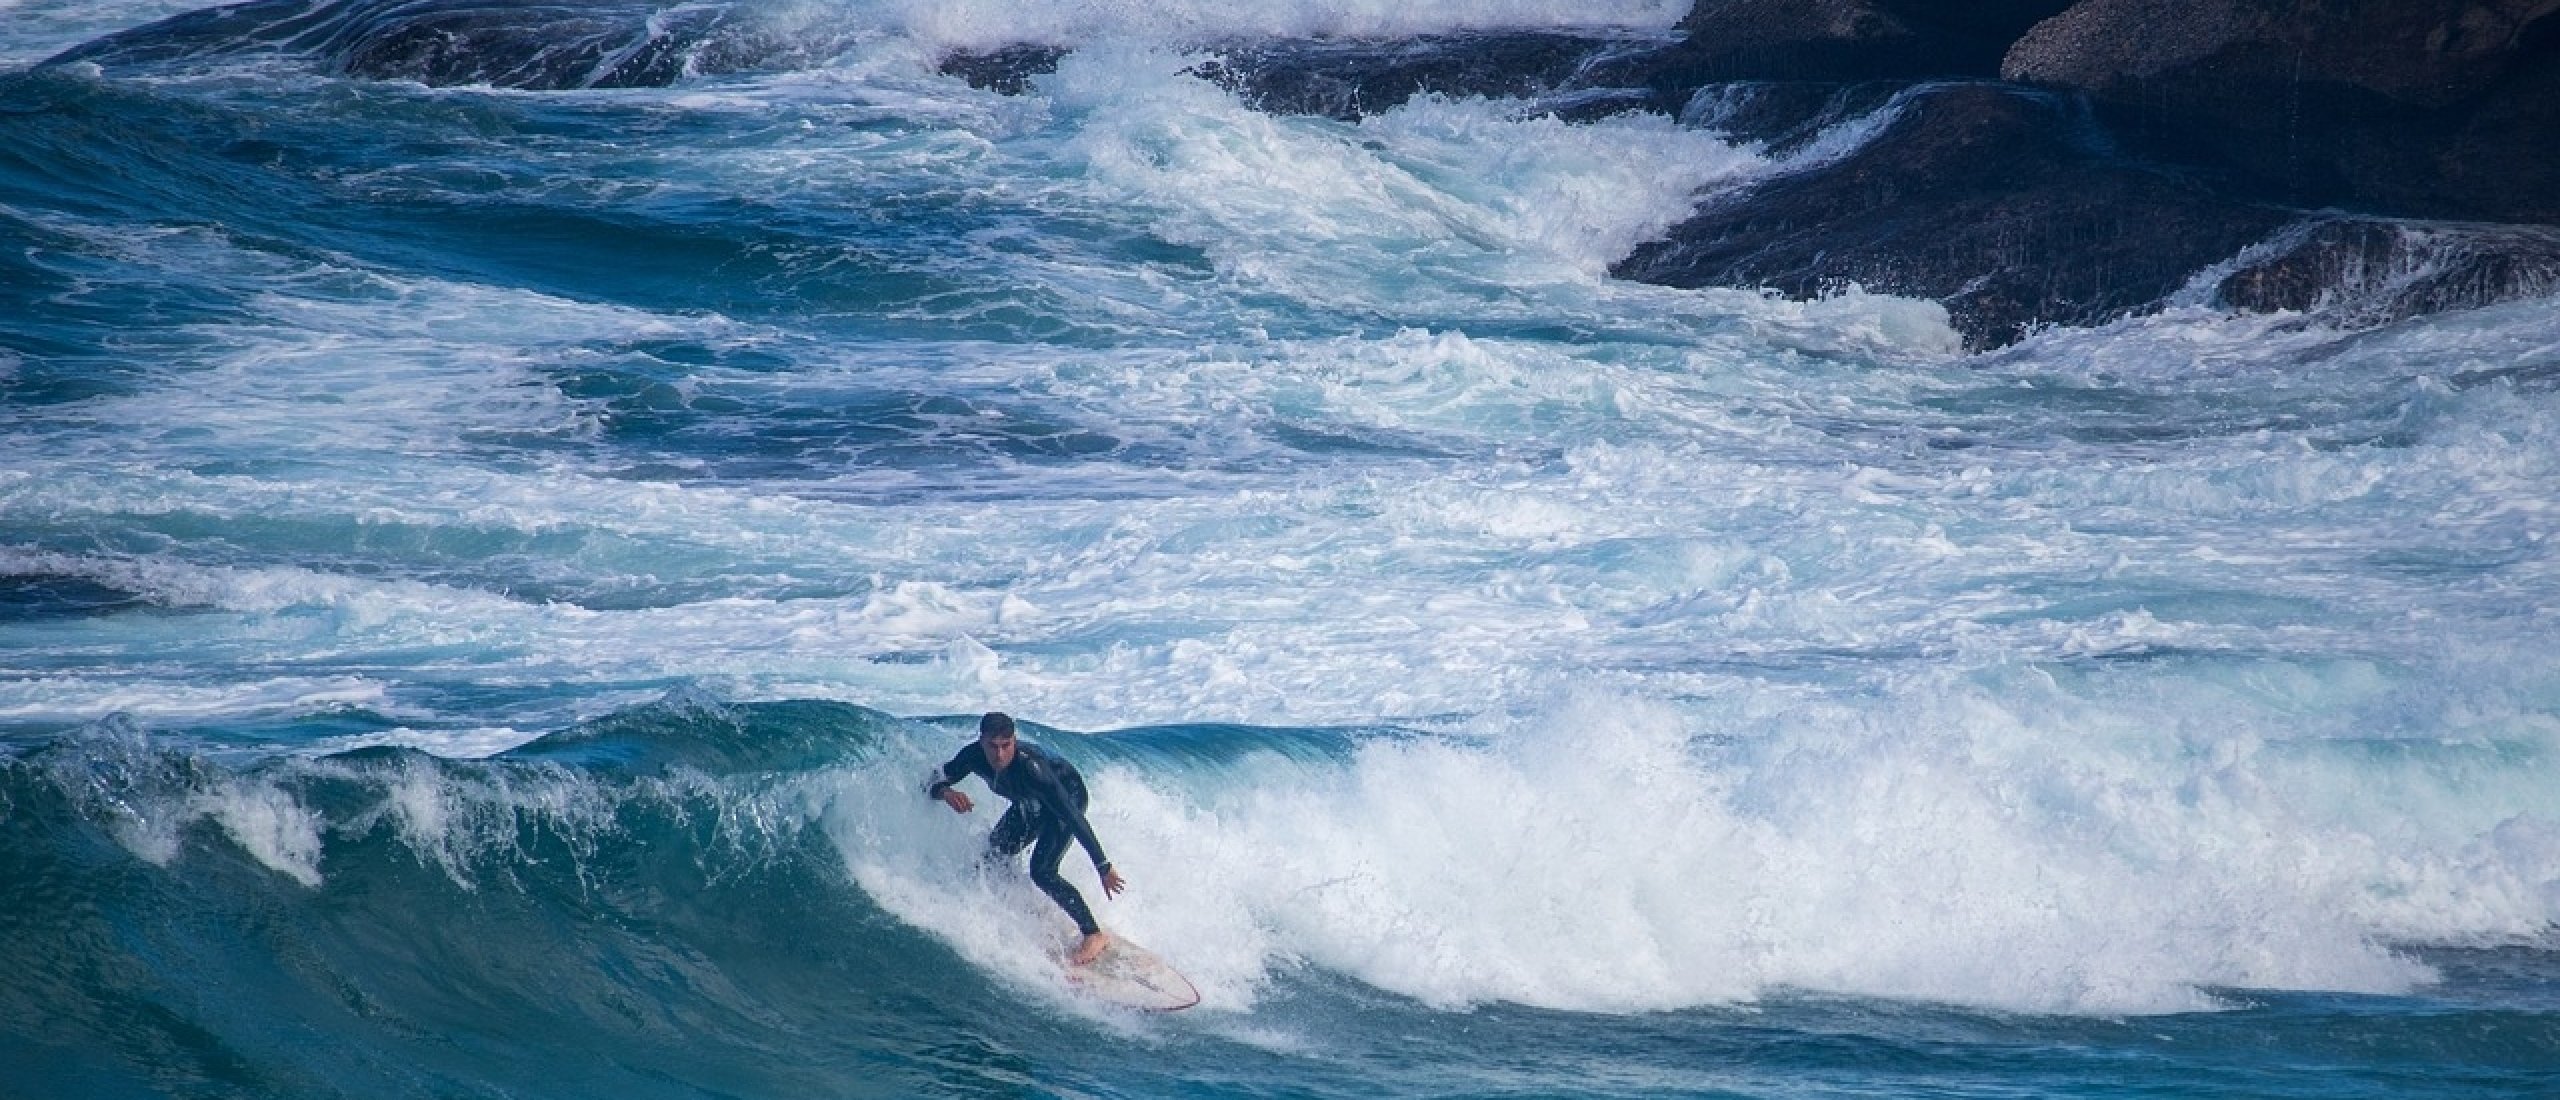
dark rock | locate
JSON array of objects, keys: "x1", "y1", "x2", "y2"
[
  {"x1": 2214, "y1": 216, "x2": 2560, "y2": 326},
  {"x1": 2003, "y1": 0, "x2": 2560, "y2": 221},
  {"x1": 2437, "y1": 45, "x2": 2560, "y2": 222},
  {"x1": 2007, "y1": 0, "x2": 2559, "y2": 105},
  {"x1": 46, "y1": 0, "x2": 836, "y2": 89},
  {"x1": 1878, "y1": 0, "x2": 2091, "y2": 42},
  {"x1": 937, "y1": 43, "x2": 1070, "y2": 96},
  {"x1": 1614, "y1": 83, "x2": 2291, "y2": 348},
  {"x1": 939, "y1": 33, "x2": 1683, "y2": 121},
  {"x1": 1629, "y1": 0, "x2": 2077, "y2": 86},
  {"x1": 1190, "y1": 32, "x2": 1678, "y2": 120}
]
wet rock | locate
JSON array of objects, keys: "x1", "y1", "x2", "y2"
[
  {"x1": 2436, "y1": 51, "x2": 2560, "y2": 222},
  {"x1": 939, "y1": 33, "x2": 1682, "y2": 121},
  {"x1": 2003, "y1": 0, "x2": 2560, "y2": 220},
  {"x1": 1614, "y1": 83, "x2": 2290, "y2": 348},
  {"x1": 1673, "y1": 80, "x2": 1908, "y2": 155},
  {"x1": 1187, "y1": 32, "x2": 1677, "y2": 121},
  {"x1": 936, "y1": 43, "x2": 1070, "y2": 96},
  {"x1": 1637, "y1": 0, "x2": 2078, "y2": 84},
  {"x1": 2213, "y1": 216, "x2": 2560, "y2": 326}
]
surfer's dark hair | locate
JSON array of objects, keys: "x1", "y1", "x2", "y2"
[{"x1": 979, "y1": 711, "x2": 1015, "y2": 738}]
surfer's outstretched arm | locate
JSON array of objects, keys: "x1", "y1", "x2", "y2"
[{"x1": 926, "y1": 744, "x2": 979, "y2": 812}]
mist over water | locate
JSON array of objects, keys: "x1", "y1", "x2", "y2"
[{"x1": 3, "y1": 1, "x2": 2558, "y2": 1097}]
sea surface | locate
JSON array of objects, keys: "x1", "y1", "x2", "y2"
[{"x1": 3, "y1": 1, "x2": 2557, "y2": 1097}]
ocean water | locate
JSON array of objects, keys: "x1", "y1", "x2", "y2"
[{"x1": 2, "y1": 2, "x2": 2556, "y2": 1097}]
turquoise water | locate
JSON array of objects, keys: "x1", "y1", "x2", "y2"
[{"x1": 3, "y1": 2, "x2": 2557, "y2": 1096}]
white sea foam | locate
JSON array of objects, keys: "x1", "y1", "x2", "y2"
[
  {"x1": 0, "y1": 673, "x2": 394, "y2": 724},
  {"x1": 839, "y1": 677, "x2": 2558, "y2": 1016},
  {"x1": 50, "y1": 725, "x2": 333, "y2": 885},
  {"x1": 14, "y1": 290, "x2": 2553, "y2": 729},
  {"x1": 801, "y1": 287, "x2": 2560, "y2": 1015},
  {"x1": 197, "y1": 779, "x2": 327, "y2": 886},
  {"x1": 10, "y1": 279, "x2": 2555, "y2": 732},
  {"x1": 303, "y1": 726, "x2": 545, "y2": 759},
  {"x1": 1353, "y1": 98, "x2": 1760, "y2": 277},
  {"x1": 1039, "y1": 47, "x2": 1762, "y2": 305}
]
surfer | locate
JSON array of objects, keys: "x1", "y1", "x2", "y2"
[{"x1": 927, "y1": 711, "x2": 1127, "y2": 965}]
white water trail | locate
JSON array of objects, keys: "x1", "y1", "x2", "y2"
[{"x1": 838, "y1": 671, "x2": 2559, "y2": 1017}]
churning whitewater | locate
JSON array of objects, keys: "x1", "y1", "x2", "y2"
[{"x1": 3, "y1": 1, "x2": 2556, "y2": 1097}]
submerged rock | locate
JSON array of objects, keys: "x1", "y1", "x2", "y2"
[{"x1": 1615, "y1": 83, "x2": 2290, "y2": 348}]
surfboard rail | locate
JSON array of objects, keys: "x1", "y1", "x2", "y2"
[{"x1": 1063, "y1": 937, "x2": 1200, "y2": 1012}]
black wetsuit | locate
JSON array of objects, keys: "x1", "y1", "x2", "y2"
[{"x1": 926, "y1": 740, "x2": 1111, "y2": 935}]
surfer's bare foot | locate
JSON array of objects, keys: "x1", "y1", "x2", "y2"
[{"x1": 1071, "y1": 931, "x2": 1112, "y2": 966}]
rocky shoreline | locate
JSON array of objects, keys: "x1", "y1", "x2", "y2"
[
  {"x1": 51, "y1": 0, "x2": 2560, "y2": 350},
  {"x1": 943, "y1": 0, "x2": 2560, "y2": 349}
]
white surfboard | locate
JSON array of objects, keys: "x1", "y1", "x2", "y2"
[{"x1": 1063, "y1": 936, "x2": 1201, "y2": 1012}]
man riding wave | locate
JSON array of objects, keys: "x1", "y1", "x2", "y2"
[{"x1": 927, "y1": 711, "x2": 1127, "y2": 965}]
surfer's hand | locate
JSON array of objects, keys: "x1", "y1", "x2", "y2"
[
  {"x1": 1100, "y1": 865, "x2": 1126, "y2": 898},
  {"x1": 939, "y1": 789, "x2": 973, "y2": 814}
]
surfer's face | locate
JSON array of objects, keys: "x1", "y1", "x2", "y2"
[{"x1": 980, "y1": 730, "x2": 1017, "y2": 771}]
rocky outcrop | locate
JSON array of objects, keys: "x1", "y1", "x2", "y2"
[
  {"x1": 1623, "y1": 0, "x2": 2560, "y2": 343},
  {"x1": 935, "y1": 3, "x2": 2560, "y2": 348},
  {"x1": 2003, "y1": 0, "x2": 2560, "y2": 220},
  {"x1": 1615, "y1": 84, "x2": 2291, "y2": 348}
]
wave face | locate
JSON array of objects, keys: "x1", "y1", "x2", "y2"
[
  {"x1": 40, "y1": 0, "x2": 836, "y2": 90},
  {"x1": 5, "y1": 1, "x2": 2559, "y2": 1097},
  {"x1": 9, "y1": 700, "x2": 2558, "y2": 1097}
]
